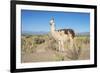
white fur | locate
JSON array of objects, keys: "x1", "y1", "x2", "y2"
[{"x1": 50, "y1": 18, "x2": 74, "y2": 51}]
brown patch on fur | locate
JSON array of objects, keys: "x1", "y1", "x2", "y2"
[{"x1": 57, "y1": 29, "x2": 75, "y2": 38}]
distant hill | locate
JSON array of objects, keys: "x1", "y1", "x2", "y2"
[
  {"x1": 76, "y1": 32, "x2": 90, "y2": 36},
  {"x1": 22, "y1": 31, "x2": 90, "y2": 36},
  {"x1": 22, "y1": 31, "x2": 49, "y2": 36}
]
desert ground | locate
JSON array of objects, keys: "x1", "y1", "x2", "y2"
[{"x1": 21, "y1": 33, "x2": 90, "y2": 63}]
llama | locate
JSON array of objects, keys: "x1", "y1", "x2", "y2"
[{"x1": 49, "y1": 17, "x2": 75, "y2": 52}]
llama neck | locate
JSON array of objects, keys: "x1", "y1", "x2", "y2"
[{"x1": 50, "y1": 24, "x2": 55, "y2": 33}]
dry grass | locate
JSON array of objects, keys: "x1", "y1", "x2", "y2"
[{"x1": 21, "y1": 34, "x2": 90, "y2": 63}]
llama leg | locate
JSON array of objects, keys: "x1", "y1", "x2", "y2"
[
  {"x1": 70, "y1": 38, "x2": 74, "y2": 49},
  {"x1": 58, "y1": 41, "x2": 61, "y2": 51},
  {"x1": 61, "y1": 41, "x2": 64, "y2": 51}
]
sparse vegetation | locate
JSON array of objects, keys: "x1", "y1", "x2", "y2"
[{"x1": 21, "y1": 34, "x2": 90, "y2": 63}]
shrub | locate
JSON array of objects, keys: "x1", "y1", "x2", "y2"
[{"x1": 34, "y1": 37, "x2": 45, "y2": 44}]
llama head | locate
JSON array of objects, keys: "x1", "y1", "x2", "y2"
[{"x1": 50, "y1": 17, "x2": 55, "y2": 26}]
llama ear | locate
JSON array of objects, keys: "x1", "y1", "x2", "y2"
[{"x1": 50, "y1": 17, "x2": 54, "y2": 20}]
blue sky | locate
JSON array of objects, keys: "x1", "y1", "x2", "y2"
[{"x1": 21, "y1": 10, "x2": 90, "y2": 33}]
